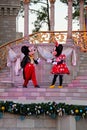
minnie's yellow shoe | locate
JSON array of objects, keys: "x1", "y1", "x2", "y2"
[
  {"x1": 49, "y1": 85, "x2": 55, "y2": 88},
  {"x1": 58, "y1": 86, "x2": 63, "y2": 88}
]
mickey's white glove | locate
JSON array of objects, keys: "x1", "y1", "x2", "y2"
[
  {"x1": 37, "y1": 58, "x2": 41, "y2": 63},
  {"x1": 47, "y1": 59, "x2": 52, "y2": 63}
]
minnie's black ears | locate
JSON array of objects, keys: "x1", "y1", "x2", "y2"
[{"x1": 55, "y1": 44, "x2": 63, "y2": 56}]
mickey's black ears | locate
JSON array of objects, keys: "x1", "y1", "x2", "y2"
[{"x1": 21, "y1": 46, "x2": 29, "y2": 55}]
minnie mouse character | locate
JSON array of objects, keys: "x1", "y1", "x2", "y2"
[
  {"x1": 21, "y1": 45, "x2": 40, "y2": 88},
  {"x1": 49, "y1": 41, "x2": 70, "y2": 88}
]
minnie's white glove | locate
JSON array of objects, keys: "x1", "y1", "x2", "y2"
[{"x1": 52, "y1": 62, "x2": 57, "y2": 65}]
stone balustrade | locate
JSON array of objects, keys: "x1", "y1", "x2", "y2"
[{"x1": 0, "y1": 113, "x2": 86, "y2": 130}]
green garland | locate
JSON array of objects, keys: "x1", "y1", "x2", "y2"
[{"x1": 0, "y1": 101, "x2": 87, "y2": 119}]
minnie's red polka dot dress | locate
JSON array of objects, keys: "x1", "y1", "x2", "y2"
[{"x1": 51, "y1": 54, "x2": 70, "y2": 74}]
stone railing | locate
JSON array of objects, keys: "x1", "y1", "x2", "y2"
[
  {"x1": 26, "y1": 31, "x2": 87, "y2": 49},
  {"x1": 0, "y1": 113, "x2": 85, "y2": 130},
  {"x1": 0, "y1": 113, "x2": 56, "y2": 130},
  {"x1": 0, "y1": 30, "x2": 87, "y2": 70}
]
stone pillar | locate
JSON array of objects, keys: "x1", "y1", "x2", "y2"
[
  {"x1": 84, "y1": 6, "x2": 87, "y2": 31},
  {"x1": 0, "y1": 0, "x2": 20, "y2": 45},
  {"x1": 24, "y1": 0, "x2": 30, "y2": 37},
  {"x1": 49, "y1": 0, "x2": 56, "y2": 31},
  {"x1": 66, "y1": 0, "x2": 73, "y2": 44},
  {"x1": 79, "y1": 0, "x2": 84, "y2": 31},
  {"x1": 57, "y1": 116, "x2": 76, "y2": 130}
]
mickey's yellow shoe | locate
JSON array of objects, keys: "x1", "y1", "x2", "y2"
[
  {"x1": 58, "y1": 86, "x2": 63, "y2": 88},
  {"x1": 49, "y1": 85, "x2": 55, "y2": 88}
]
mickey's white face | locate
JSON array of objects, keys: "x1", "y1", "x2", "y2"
[
  {"x1": 28, "y1": 46, "x2": 36, "y2": 56},
  {"x1": 29, "y1": 46, "x2": 35, "y2": 52}
]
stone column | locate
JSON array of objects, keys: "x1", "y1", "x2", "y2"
[
  {"x1": 79, "y1": 0, "x2": 84, "y2": 31},
  {"x1": 66, "y1": 0, "x2": 73, "y2": 44},
  {"x1": 49, "y1": 0, "x2": 56, "y2": 31},
  {"x1": 84, "y1": 6, "x2": 87, "y2": 31},
  {"x1": 23, "y1": 0, "x2": 30, "y2": 37}
]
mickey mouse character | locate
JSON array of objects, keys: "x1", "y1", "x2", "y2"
[
  {"x1": 49, "y1": 41, "x2": 70, "y2": 88},
  {"x1": 21, "y1": 45, "x2": 40, "y2": 88}
]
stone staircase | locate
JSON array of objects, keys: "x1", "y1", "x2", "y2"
[
  {"x1": 0, "y1": 52, "x2": 87, "y2": 105},
  {"x1": 68, "y1": 52, "x2": 87, "y2": 88}
]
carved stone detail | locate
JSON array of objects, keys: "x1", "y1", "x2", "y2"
[{"x1": 0, "y1": 6, "x2": 20, "y2": 16}]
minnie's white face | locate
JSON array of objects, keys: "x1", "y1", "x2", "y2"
[{"x1": 52, "y1": 47, "x2": 57, "y2": 56}]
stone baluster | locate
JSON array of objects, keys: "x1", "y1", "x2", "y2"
[
  {"x1": 0, "y1": 7, "x2": 1, "y2": 15},
  {"x1": 4, "y1": 7, "x2": 7, "y2": 15},
  {"x1": 10, "y1": 8, "x2": 13, "y2": 15}
]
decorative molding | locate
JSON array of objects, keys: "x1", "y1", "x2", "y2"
[
  {"x1": 0, "y1": 6, "x2": 20, "y2": 16},
  {"x1": 49, "y1": 0, "x2": 56, "y2": 4},
  {"x1": 23, "y1": 0, "x2": 30, "y2": 4}
]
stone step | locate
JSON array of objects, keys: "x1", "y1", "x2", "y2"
[
  {"x1": 68, "y1": 79, "x2": 87, "y2": 87},
  {"x1": 79, "y1": 64, "x2": 87, "y2": 67},
  {"x1": 68, "y1": 84, "x2": 87, "y2": 87},
  {"x1": 80, "y1": 57, "x2": 87, "y2": 59},
  {"x1": 79, "y1": 70, "x2": 87, "y2": 73},
  {"x1": 76, "y1": 76, "x2": 87, "y2": 79},
  {"x1": 80, "y1": 53, "x2": 87, "y2": 57},
  {"x1": 74, "y1": 80, "x2": 87, "y2": 83},
  {"x1": 79, "y1": 67, "x2": 87, "y2": 70},
  {"x1": 0, "y1": 81, "x2": 68, "y2": 89},
  {"x1": 0, "y1": 52, "x2": 87, "y2": 105},
  {"x1": 0, "y1": 87, "x2": 87, "y2": 103},
  {"x1": 0, "y1": 81, "x2": 14, "y2": 89},
  {"x1": 80, "y1": 55, "x2": 87, "y2": 58},
  {"x1": 77, "y1": 72, "x2": 87, "y2": 75},
  {"x1": 80, "y1": 59, "x2": 87, "y2": 61},
  {"x1": 80, "y1": 63, "x2": 87, "y2": 65}
]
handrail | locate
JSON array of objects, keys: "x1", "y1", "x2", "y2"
[
  {"x1": 0, "y1": 30, "x2": 87, "y2": 47},
  {"x1": 0, "y1": 30, "x2": 87, "y2": 70}
]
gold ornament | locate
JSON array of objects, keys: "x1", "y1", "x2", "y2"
[
  {"x1": 1, "y1": 106, "x2": 5, "y2": 111},
  {"x1": 75, "y1": 109, "x2": 79, "y2": 113}
]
